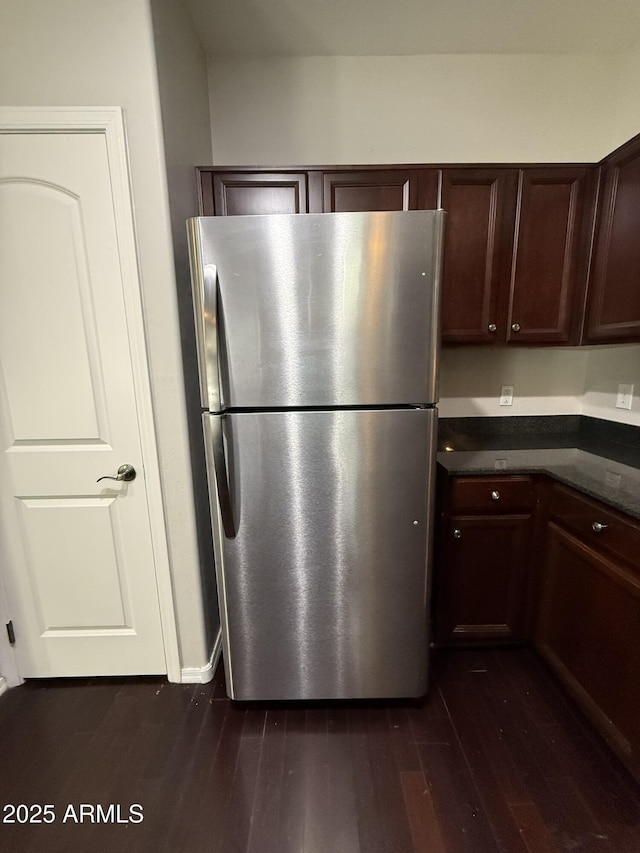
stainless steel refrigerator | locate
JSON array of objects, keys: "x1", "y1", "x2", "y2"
[{"x1": 188, "y1": 210, "x2": 445, "y2": 700}]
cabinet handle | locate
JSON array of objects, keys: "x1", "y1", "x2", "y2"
[
  {"x1": 453, "y1": 528, "x2": 462, "y2": 539},
  {"x1": 488, "y1": 323, "x2": 497, "y2": 333},
  {"x1": 592, "y1": 521, "x2": 609, "y2": 533},
  {"x1": 491, "y1": 490, "x2": 500, "y2": 500},
  {"x1": 511, "y1": 323, "x2": 521, "y2": 333}
]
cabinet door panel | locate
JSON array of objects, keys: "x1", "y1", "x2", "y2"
[
  {"x1": 322, "y1": 169, "x2": 437, "y2": 212},
  {"x1": 437, "y1": 513, "x2": 531, "y2": 643},
  {"x1": 440, "y1": 169, "x2": 517, "y2": 343},
  {"x1": 507, "y1": 168, "x2": 593, "y2": 344},
  {"x1": 586, "y1": 141, "x2": 640, "y2": 342},
  {"x1": 210, "y1": 172, "x2": 309, "y2": 216},
  {"x1": 537, "y1": 522, "x2": 640, "y2": 770}
]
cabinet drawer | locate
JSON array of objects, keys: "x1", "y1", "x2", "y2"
[
  {"x1": 450, "y1": 476, "x2": 536, "y2": 513},
  {"x1": 548, "y1": 483, "x2": 640, "y2": 571}
]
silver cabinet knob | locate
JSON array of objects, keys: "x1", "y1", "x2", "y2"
[
  {"x1": 591, "y1": 521, "x2": 608, "y2": 533},
  {"x1": 511, "y1": 323, "x2": 521, "y2": 332},
  {"x1": 491, "y1": 490, "x2": 500, "y2": 500},
  {"x1": 488, "y1": 323, "x2": 497, "y2": 333},
  {"x1": 97, "y1": 464, "x2": 136, "y2": 483},
  {"x1": 453, "y1": 528, "x2": 462, "y2": 539}
]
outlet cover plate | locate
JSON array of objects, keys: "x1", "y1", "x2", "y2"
[
  {"x1": 616, "y1": 383, "x2": 634, "y2": 410},
  {"x1": 500, "y1": 385, "x2": 514, "y2": 406}
]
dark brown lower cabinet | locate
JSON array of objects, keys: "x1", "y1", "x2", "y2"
[
  {"x1": 435, "y1": 475, "x2": 536, "y2": 644},
  {"x1": 536, "y1": 486, "x2": 640, "y2": 778},
  {"x1": 437, "y1": 514, "x2": 533, "y2": 643}
]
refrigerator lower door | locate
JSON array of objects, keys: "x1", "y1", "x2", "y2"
[{"x1": 203, "y1": 407, "x2": 437, "y2": 700}]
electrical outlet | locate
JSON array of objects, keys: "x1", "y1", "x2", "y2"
[
  {"x1": 500, "y1": 385, "x2": 514, "y2": 406},
  {"x1": 605, "y1": 469, "x2": 622, "y2": 489},
  {"x1": 616, "y1": 383, "x2": 634, "y2": 410}
]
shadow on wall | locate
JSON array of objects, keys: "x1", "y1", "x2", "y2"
[{"x1": 206, "y1": 10, "x2": 343, "y2": 166}]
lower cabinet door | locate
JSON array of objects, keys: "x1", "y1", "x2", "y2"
[
  {"x1": 436, "y1": 513, "x2": 532, "y2": 644},
  {"x1": 536, "y1": 522, "x2": 640, "y2": 777}
]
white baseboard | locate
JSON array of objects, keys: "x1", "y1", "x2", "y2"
[
  {"x1": 0, "y1": 677, "x2": 7, "y2": 698},
  {"x1": 180, "y1": 629, "x2": 222, "y2": 684}
]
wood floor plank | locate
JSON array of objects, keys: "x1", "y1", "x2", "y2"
[
  {"x1": 245, "y1": 708, "x2": 288, "y2": 853},
  {"x1": 348, "y1": 707, "x2": 387, "y2": 853},
  {"x1": 276, "y1": 707, "x2": 309, "y2": 853},
  {"x1": 417, "y1": 730, "x2": 502, "y2": 852},
  {"x1": 437, "y1": 663, "x2": 532, "y2": 853},
  {"x1": 325, "y1": 707, "x2": 361, "y2": 853},
  {"x1": 509, "y1": 802, "x2": 562, "y2": 853},
  {"x1": 437, "y1": 654, "x2": 531, "y2": 807},
  {"x1": 540, "y1": 723, "x2": 640, "y2": 852},
  {"x1": 401, "y1": 770, "x2": 447, "y2": 853},
  {"x1": 457, "y1": 650, "x2": 618, "y2": 853},
  {"x1": 386, "y1": 706, "x2": 422, "y2": 772},
  {"x1": 366, "y1": 707, "x2": 416, "y2": 853}
]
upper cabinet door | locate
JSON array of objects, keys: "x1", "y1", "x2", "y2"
[
  {"x1": 506, "y1": 168, "x2": 596, "y2": 345},
  {"x1": 440, "y1": 169, "x2": 518, "y2": 344},
  {"x1": 585, "y1": 137, "x2": 640, "y2": 343},
  {"x1": 321, "y1": 169, "x2": 438, "y2": 212},
  {"x1": 197, "y1": 170, "x2": 309, "y2": 216}
]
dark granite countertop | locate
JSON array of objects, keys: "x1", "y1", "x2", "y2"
[{"x1": 437, "y1": 416, "x2": 640, "y2": 520}]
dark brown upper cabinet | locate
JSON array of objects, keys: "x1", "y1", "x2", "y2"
[
  {"x1": 585, "y1": 135, "x2": 640, "y2": 343},
  {"x1": 198, "y1": 170, "x2": 309, "y2": 216},
  {"x1": 196, "y1": 162, "x2": 601, "y2": 347},
  {"x1": 440, "y1": 169, "x2": 518, "y2": 344},
  {"x1": 506, "y1": 168, "x2": 596, "y2": 345},
  {"x1": 320, "y1": 169, "x2": 438, "y2": 213},
  {"x1": 440, "y1": 166, "x2": 596, "y2": 346}
]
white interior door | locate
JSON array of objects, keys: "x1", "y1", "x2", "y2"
[{"x1": 0, "y1": 119, "x2": 167, "y2": 677}]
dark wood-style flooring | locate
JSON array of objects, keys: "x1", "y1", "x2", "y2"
[{"x1": 1, "y1": 648, "x2": 640, "y2": 852}]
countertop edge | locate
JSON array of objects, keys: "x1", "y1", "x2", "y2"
[{"x1": 436, "y1": 449, "x2": 640, "y2": 521}]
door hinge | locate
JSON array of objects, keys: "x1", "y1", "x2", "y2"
[{"x1": 6, "y1": 621, "x2": 15, "y2": 645}]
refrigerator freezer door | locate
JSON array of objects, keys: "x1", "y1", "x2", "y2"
[
  {"x1": 204, "y1": 407, "x2": 437, "y2": 700},
  {"x1": 190, "y1": 211, "x2": 444, "y2": 411}
]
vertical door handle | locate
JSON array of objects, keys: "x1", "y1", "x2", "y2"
[
  {"x1": 211, "y1": 415, "x2": 235, "y2": 538},
  {"x1": 203, "y1": 263, "x2": 222, "y2": 413},
  {"x1": 188, "y1": 219, "x2": 223, "y2": 413}
]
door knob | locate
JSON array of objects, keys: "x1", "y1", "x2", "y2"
[
  {"x1": 488, "y1": 323, "x2": 497, "y2": 333},
  {"x1": 511, "y1": 322, "x2": 521, "y2": 332},
  {"x1": 97, "y1": 464, "x2": 136, "y2": 483},
  {"x1": 453, "y1": 528, "x2": 462, "y2": 539},
  {"x1": 591, "y1": 521, "x2": 608, "y2": 533}
]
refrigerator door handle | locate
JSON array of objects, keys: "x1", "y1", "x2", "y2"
[
  {"x1": 212, "y1": 414, "x2": 235, "y2": 538},
  {"x1": 188, "y1": 220, "x2": 222, "y2": 411},
  {"x1": 203, "y1": 263, "x2": 222, "y2": 413}
]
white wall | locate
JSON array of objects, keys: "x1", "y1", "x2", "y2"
[
  {"x1": 582, "y1": 345, "x2": 640, "y2": 426},
  {"x1": 611, "y1": 40, "x2": 640, "y2": 153},
  {"x1": 208, "y1": 54, "x2": 615, "y2": 165},
  {"x1": 0, "y1": 0, "x2": 210, "y2": 671},
  {"x1": 149, "y1": 0, "x2": 220, "y2": 656},
  {"x1": 438, "y1": 345, "x2": 640, "y2": 425},
  {"x1": 438, "y1": 348, "x2": 589, "y2": 417}
]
